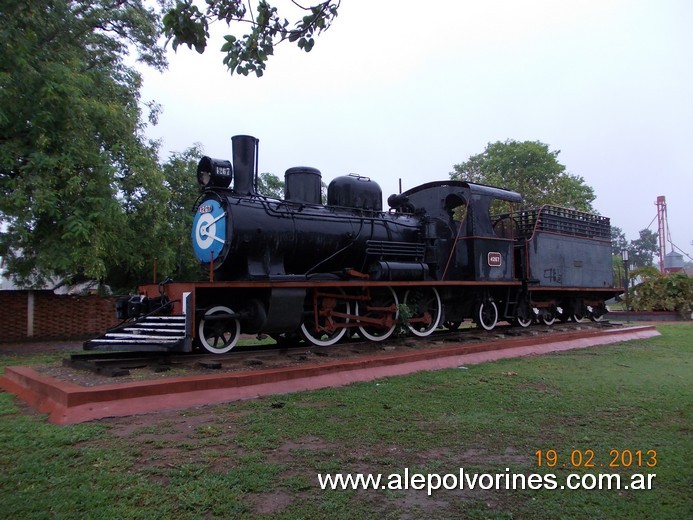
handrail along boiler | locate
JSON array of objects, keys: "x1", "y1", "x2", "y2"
[{"x1": 85, "y1": 135, "x2": 620, "y2": 353}]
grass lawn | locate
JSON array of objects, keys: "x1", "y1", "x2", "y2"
[{"x1": 0, "y1": 324, "x2": 690, "y2": 519}]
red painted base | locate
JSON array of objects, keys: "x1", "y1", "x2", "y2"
[{"x1": 0, "y1": 326, "x2": 659, "y2": 425}]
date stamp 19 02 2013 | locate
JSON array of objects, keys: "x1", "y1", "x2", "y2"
[{"x1": 535, "y1": 449, "x2": 657, "y2": 468}]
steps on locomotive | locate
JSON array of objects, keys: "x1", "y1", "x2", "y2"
[{"x1": 84, "y1": 315, "x2": 188, "y2": 352}]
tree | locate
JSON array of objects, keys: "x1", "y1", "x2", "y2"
[
  {"x1": 611, "y1": 227, "x2": 627, "y2": 287},
  {"x1": 256, "y1": 172, "x2": 285, "y2": 198},
  {"x1": 103, "y1": 144, "x2": 207, "y2": 290},
  {"x1": 0, "y1": 0, "x2": 165, "y2": 288},
  {"x1": 628, "y1": 229, "x2": 658, "y2": 269},
  {"x1": 611, "y1": 226, "x2": 628, "y2": 257},
  {"x1": 162, "y1": 0, "x2": 341, "y2": 76},
  {"x1": 160, "y1": 145, "x2": 207, "y2": 281},
  {"x1": 450, "y1": 140, "x2": 596, "y2": 212}
]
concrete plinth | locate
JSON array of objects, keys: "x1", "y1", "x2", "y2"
[{"x1": 0, "y1": 326, "x2": 659, "y2": 425}]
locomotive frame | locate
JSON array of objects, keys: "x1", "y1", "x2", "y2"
[{"x1": 86, "y1": 135, "x2": 621, "y2": 354}]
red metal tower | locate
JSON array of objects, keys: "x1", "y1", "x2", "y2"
[{"x1": 656, "y1": 196, "x2": 669, "y2": 274}]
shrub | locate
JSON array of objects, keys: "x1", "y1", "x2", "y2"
[{"x1": 630, "y1": 270, "x2": 692, "y2": 318}]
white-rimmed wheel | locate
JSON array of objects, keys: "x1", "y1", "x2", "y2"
[
  {"x1": 300, "y1": 288, "x2": 351, "y2": 347},
  {"x1": 588, "y1": 305, "x2": 606, "y2": 322},
  {"x1": 403, "y1": 287, "x2": 442, "y2": 337},
  {"x1": 540, "y1": 308, "x2": 556, "y2": 326},
  {"x1": 356, "y1": 286, "x2": 399, "y2": 342},
  {"x1": 514, "y1": 303, "x2": 533, "y2": 328},
  {"x1": 476, "y1": 300, "x2": 498, "y2": 331},
  {"x1": 516, "y1": 315, "x2": 533, "y2": 328},
  {"x1": 198, "y1": 305, "x2": 241, "y2": 354},
  {"x1": 572, "y1": 304, "x2": 587, "y2": 323}
]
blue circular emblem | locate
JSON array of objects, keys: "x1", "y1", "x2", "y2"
[{"x1": 191, "y1": 199, "x2": 227, "y2": 263}]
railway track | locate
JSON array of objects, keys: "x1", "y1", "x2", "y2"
[{"x1": 67, "y1": 321, "x2": 619, "y2": 377}]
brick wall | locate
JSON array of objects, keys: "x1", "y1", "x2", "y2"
[
  {"x1": 1, "y1": 291, "x2": 28, "y2": 342},
  {"x1": 0, "y1": 290, "x2": 120, "y2": 342}
]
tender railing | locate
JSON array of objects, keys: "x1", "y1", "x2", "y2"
[{"x1": 496, "y1": 206, "x2": 611, "y2": 240}]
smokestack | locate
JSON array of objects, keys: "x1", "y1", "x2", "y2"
[{"x1": 231, "y1": 135, "x2": 259, "y2": 195}]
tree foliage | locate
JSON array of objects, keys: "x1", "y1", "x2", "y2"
[
  {"x1": 450, "y1": 140, "x2": 596, "y2": 212},
  {"x1": 0, "y1": 1, "x2": 341, "y2": 292},
  {"x1": 630, "y1": 269, "x2": 692, "y2": 318},
  {"x1": 163, "y1": 0, "x2": 341, "y2": 77},
  {"x1": 162, "y1": 0, "x2": 341, "y2": 76},
  {"x1": 611, "y1": 226, "x2": 628, "y2": 257},
  {"x1": 106, "y1": 145, "x2": 206, "y2": 290},
  {"x1": 611, "y1": 227, "x2": 660, "y2": 290},
  {"x1": 627, "y1": 228, "x2": 658, "y2": 269},
  {"x1": 0, "y1": 0, "x2": 165, "y2": 289},
  {"x1": 256, "y1": 172, "x2": 285, "y2": 198},
  {"x1": 156, "y1": 145, "x2": 206, "y2": 282}
]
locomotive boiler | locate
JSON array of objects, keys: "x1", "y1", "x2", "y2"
[
  {"x1": 192, "y1": 135, "x2": 427, "y2": 282},
  {"x1": 86, "y1": 134, "x2": 621, "y2": 354}
]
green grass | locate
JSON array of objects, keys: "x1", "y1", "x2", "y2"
[
  {"x1": 0, "y1": 352, "x2": 68, "y2": 376},
  {"x1": 0, "y1": 324, "x2": 691, "y2": 519}
]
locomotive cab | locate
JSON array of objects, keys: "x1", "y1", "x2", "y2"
[{"x1": 393, "y1": 181, "x2": 522, "y2": 281}]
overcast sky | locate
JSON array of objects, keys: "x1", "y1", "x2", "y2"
[{"x1": 140, "y1": 0, "x2": 692, "y2": 259}]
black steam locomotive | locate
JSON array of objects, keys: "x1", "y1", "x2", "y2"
[{"x1": 86, "y1": 135, "x2": 619, "y2": 354}]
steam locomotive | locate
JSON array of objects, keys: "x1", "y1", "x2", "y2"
[{"x1": 86, "y1": 135, "x2": 620, "y2": 354}]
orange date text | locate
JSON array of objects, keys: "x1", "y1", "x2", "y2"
[{"x1": 534, "y1": 449, "x2": 657, "y2": 468}]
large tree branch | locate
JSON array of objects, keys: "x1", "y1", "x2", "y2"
[{"x1": 162, "y1": 0, "x2": 340, "y2": 76}]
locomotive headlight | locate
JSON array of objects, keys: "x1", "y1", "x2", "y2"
[
  {"x1": 196, "y1": 156, "x2": 233, "y2": 188},
  {"x1": 198, "y1": 169, "x2": 211, "y2": 186}
]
